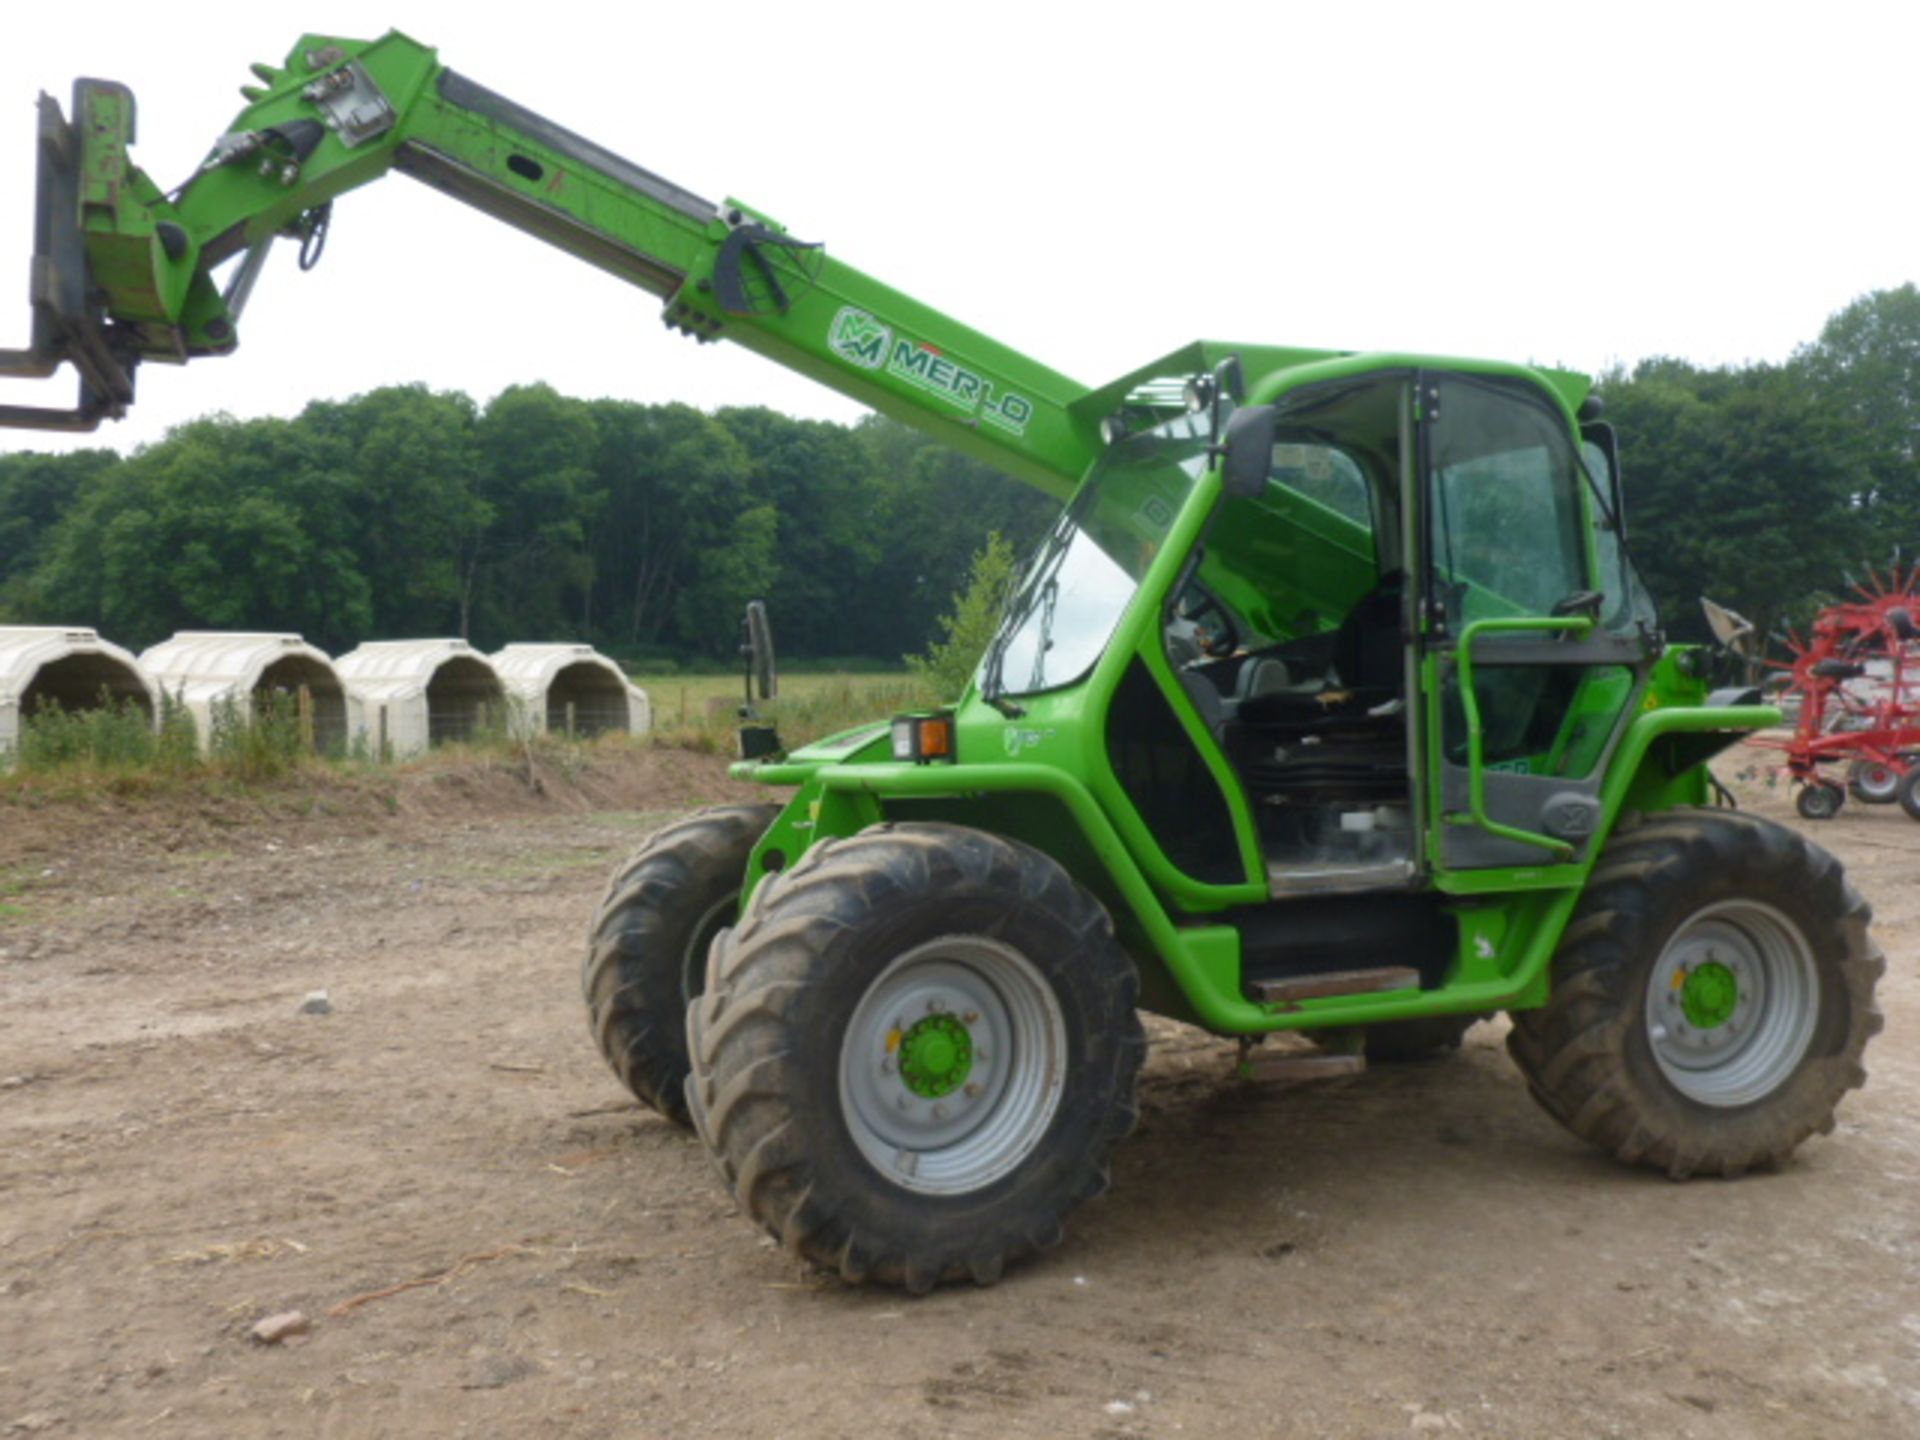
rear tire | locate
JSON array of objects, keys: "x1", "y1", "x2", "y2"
[
  {"x1": 1508, "y1": 809, "x2": 1882, "y2": 1178},
  {"x1": 686, "y1": 823, "x2": 1145, "y2": 1292},
  {"x1": 583, "y1": 804, "x2": 780, "y2": 1126}
]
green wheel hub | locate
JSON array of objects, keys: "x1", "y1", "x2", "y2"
[
  {"x1": 1680, "y1": 960, "x2": 1739, "y2": 1030},
  {"x1": 898, "y1": 1014, "x2": 974, "y2": 1098}
]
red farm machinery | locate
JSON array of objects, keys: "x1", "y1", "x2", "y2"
[{"x1": 1746, "y1": 570, "x2": 1920, "y2": 820}]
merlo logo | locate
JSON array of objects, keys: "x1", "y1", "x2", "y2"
[
  {"x1": 826, "y1": 306, "x2": 1036, "y2": 437},
  {"x1": 829, "y1": 307, "x2": 892, "y2": 370}
]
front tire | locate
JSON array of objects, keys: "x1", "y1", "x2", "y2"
[
  {"x1": 686, "y1": 823, "x2": 1145, "y2": 1292},
  {"x1": 583, "y1": 804, "x2": 780, "y2": 1126},
  {"x1": 1508, "y1": 810, "x2": 1882, "y2": 1178}
]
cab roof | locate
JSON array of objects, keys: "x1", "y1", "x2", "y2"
[{"x1": 1069, "y1": 341, "x2": 1593, "y2": 426}]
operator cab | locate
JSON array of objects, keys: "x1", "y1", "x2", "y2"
[
  {"x1": 980, "y1": 352, "x2": 1655, "y2": 911},
  {"x1": 1166, "y1": 364, "x2": 1652, "y2": 897}
]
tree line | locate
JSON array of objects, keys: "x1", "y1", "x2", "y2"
[
  {"x1": 0, "y1": 391, "x2": 1053, "y2": 663},
  {"x1": 0, "y1": 285, "x2": 1915, "y2": 662},
  {"x1": 1603, "y1": 285, "x2": 1920, "y2": 648}
]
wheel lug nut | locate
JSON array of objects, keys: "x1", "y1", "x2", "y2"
[
  {"x1": 880, "y1": 1057, "x2": 894, "y2": 1074},
  {"x1": 965, "y1": 1082, "x2": 982, "y2": 1098},
  {"x1": 932, "y1": 1104, "x2": 947, "y2": 1120},
  {"x1": 895, "y1": 1094, "x2": 911, "y2": 1111},
  {"x1": 962, "y1": 1011, "x2": 980, "y2": 1024},
  {"x1": 928, "y1": 998, "x2": 946, "y2": 1013}
]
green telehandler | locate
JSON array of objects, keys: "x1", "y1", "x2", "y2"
[{"x1": 2, "y1": 32, "x2": 1883, "y2": 1293}]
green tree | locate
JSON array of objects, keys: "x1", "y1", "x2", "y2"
[
  {"x1": 907, "y1": 531, "x2": 1019, "y2": 700},
  {"x1": 585, "y1": 400, "x2": 759, "y2": 655},
  {"x1": 715, "y1": 407, "x2": 881, "y2": 657},
  {"x1": 1603, "y1": 358, "x2": 1864, "y2": 644},
  {"x1": 0, "y1": 448, "x2": 117, "y2": 616},
  {"x1": 30, "y1": 415, "x2": 374, "y2": 650},
  {"x1": 468, "y1": 384, "x2": 602, "y2": 644},
  {"x1": 1800, "y1": 285, "x2": 1920, "y2": 541},
  {"x1": 675, "y1": 501, "x2": 779, "y2": 655},
  {"x1": 299, "y1": 385, "x2": 487, "y2": 637},
  {"x1": 850, "y1": 417, "x2": 1053, "y2": 658}
]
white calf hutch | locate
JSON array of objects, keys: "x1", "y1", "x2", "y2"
[
  {"x1": 138, "y1": 632, "x2": 349, "y2": 753},
  {"x1": 492, "y1": 644, "x2": 651, "y2": 738},
  {"x1": 0, "y1": 626, "x2": 158, "y2": 756},
  {"x1": 334, "y1": 639, "x2": 508, "y2": 758}
]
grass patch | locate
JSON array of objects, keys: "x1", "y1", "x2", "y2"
[
  {"x1": 637, "y1": 671, "x2": 930, "y2": 754},
  {"x1": 0, "y1": 671, "x2": 909, "y2": 804},
  {"x1": 0, "y1": 862, "x2": 34, "y2": 921},
  {"x1": 3, "y1": 687, "x2": 309, "y2": 792},
  {"x1": 204, "y1": 690, "x2": 311, "y2": 782},
  {"x1": 12, "y1": 692, "x2": 198, "y2": 777}
]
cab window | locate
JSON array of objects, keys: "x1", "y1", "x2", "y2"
[{"x1": 1429, "y1": 377, "x2": 1587, "y2": 626}]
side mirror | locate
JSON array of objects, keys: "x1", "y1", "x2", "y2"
[
  {"x1": 1700, "y1": 596, "x2": 1757, "y2": 658},
  {"x1": 1218, "y1": 404, "x2": 1275, "y2": 498},
  {"x1": 742, "y1": 599, "x2": 778, "y2": 703},
  {"x1": 1215, "y1": 354, "x2": 1245, "y2": 405},
  {"x1": 1182, "y1": 355, "x2": 1247, "y2": 447}
]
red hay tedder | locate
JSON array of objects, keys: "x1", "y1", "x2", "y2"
[{"x1": 1750, "y1": 567, "x2": 1920, "y2": 821}]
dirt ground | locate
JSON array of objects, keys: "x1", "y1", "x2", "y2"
[{"x1": 1, "y1": 741, "x2": 1915, "y2": 1439}]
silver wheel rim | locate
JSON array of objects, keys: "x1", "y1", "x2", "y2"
[
  {"x1": 1644, "y1": 899, "x2": 1820, "y2": 1108},
  {"x1": 680, "y1": 893, "x2": 735, "y2": 1004},
  {"x1": 1852, "y1": 762, "x2": 1899, "y2": 801},
  {"x1": 838, "y1": 935, "x2": 1067, "y2": 1196}
]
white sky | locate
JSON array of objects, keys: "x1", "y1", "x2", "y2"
[{"x1": 2, "y1": 0, "x2": 1915, "y2": 457}]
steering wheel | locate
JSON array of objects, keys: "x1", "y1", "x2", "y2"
[{"x1": 1178, "y1": 590, "x2": 1239, "y2": 659}]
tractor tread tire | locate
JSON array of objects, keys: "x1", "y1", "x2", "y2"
[
  {"x1": 1896, "y1": 766, "x2": 1920, "y2": 823},
  {"x1": 584, "y1": 803, "x2": 780, "y2": 1127},
  {"x1": 1508, "y1": 808, "x2": 1882, "y2": 1178},
  {"x1": 686, "y1": 822, "x2": 1145, "y2": 1292}
]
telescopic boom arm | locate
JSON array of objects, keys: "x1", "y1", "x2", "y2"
[{"x1": 0, "y1": 32, "x2": 1092, "y2": 497}]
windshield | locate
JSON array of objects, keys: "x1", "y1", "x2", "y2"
[{"x1": 980, "y1": 414, "x2": 1211, "y2": 700}]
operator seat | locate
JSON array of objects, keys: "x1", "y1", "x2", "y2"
[
  {"x1": 1238, "y1": 571, "x2": 1405, "y2": 729},
  {"x1": 1171, "y1": 647, "x2": 1296, "y2": 740}
]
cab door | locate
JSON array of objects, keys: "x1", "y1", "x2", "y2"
[{"x1": 1415, "y1": 372, "x2": 1651, "y2": 871}]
